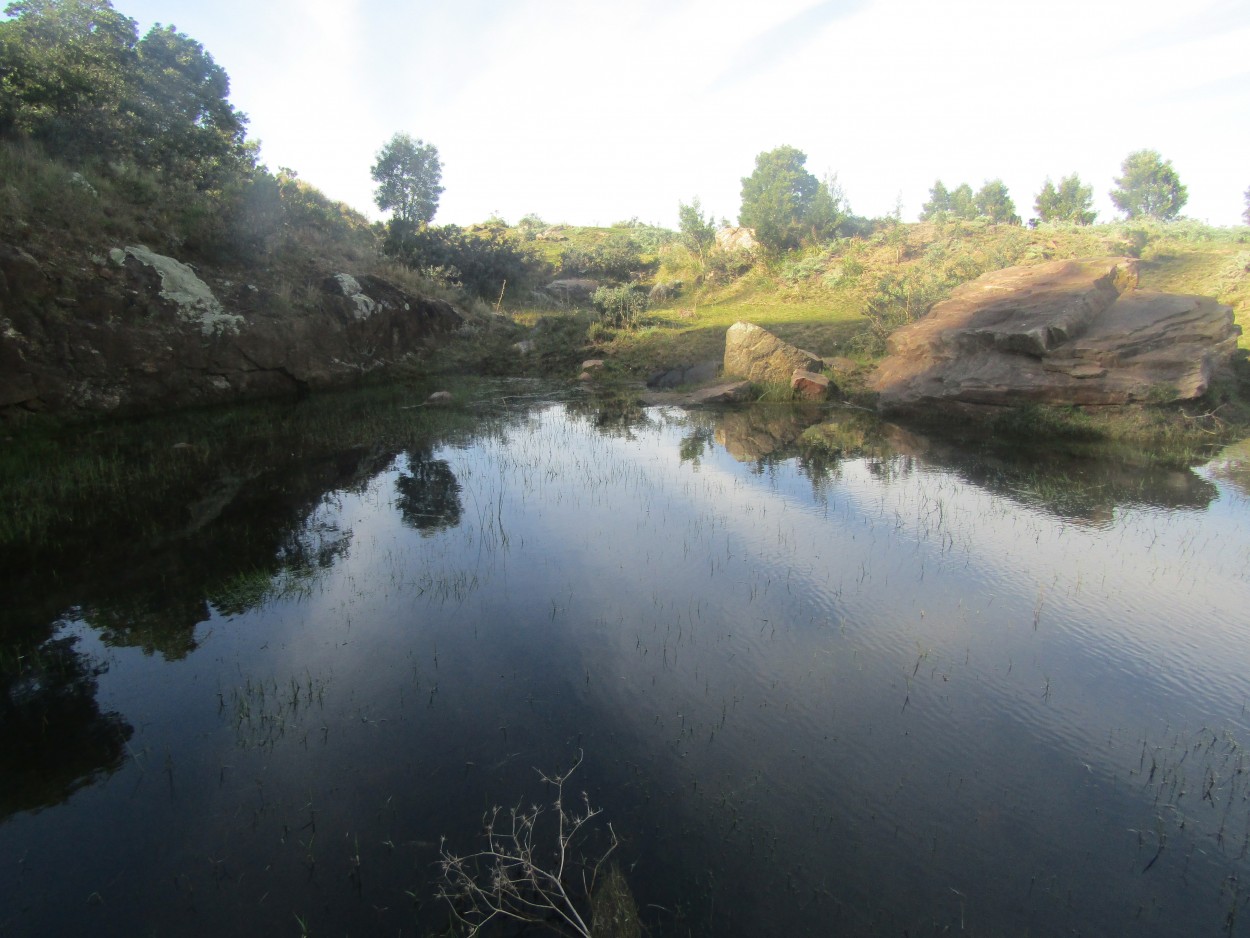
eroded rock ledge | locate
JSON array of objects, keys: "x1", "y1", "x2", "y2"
[
  {"x1": 0, "y1": 243, "x2": 464, "y2": 418},
  {"x1": 871, "y1": 257, "x2": 1241, "y2": 413}
]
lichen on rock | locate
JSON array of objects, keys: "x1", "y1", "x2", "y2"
[{"x1": 118, "y1": 245, "x2": 243, "y2": 336}]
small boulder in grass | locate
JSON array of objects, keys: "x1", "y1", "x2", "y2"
[
  {"x1": 791, "y1": 370, "x2": 832, "y2": 401},
  {"x1": 426, "y1": 391, "x2": 453, "y2": 406},
  {"x1": 581, "y1": 359, "x2": 605, "y2": 371},
  {"x1": 578, "y1": 372, "x2": 594, "y2": 382}
]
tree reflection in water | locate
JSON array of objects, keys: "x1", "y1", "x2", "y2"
[
  {"x1": 0, "y1": 635, "x2": 133, "y2": 819},
  {"x1": 395, "y1": 452, "x2": 463, "y2": 534}
]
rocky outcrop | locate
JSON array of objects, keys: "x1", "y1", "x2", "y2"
[
  {"x1": 791, "y1": 370, "x2": 832, "y2": 401},
  {"x1": 724, "y1": 321, "x2": 823, "y2": 385},
  {"x1": 546, "y1": 278, "x2": 599, "y2": 304},
  {"x1": 716, "y1": 227, "x2": 758, "y2": 252},
  {"x1": 639, "y1": 380, "x2": 753, "y2": 406},
  {"x1": 647, "y1": 360, "x2": 719, "y2": 389},
  {"x1": 0, "y1": 242, "x2": 464, "y2": 419},
  {"x1": 872, "y1": 257, "x2": 1241, "y2": 412},
  {"x1": 648, "y1": 281, "x2": 683, "y2": 305},
  {"x1": 111, "y1": 245, "x2": 243, "y2": 335}
]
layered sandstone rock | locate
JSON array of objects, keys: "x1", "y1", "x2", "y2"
[{"x1": 872, "y1": 257, "x2": 1240, "y2": 412}]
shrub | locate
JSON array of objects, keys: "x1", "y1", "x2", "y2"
[
  {"x1": 560, "y1": 233, "x2": 647, "y2": 281},
  {"x1": 592, "y1": 284, "x2": 648, "y2": 328},
  {"x1": 385, "y1": 223, "x2": 549, "y2": 299}
]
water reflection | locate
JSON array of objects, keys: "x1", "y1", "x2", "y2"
[
  {"x1": 0, "y1": 635, "x2": 133, "y2": 818},
  {"x1": 688, "y1": 404, "x2": 1221, "y2": 523},
  {"x1": 2, "y1": 390, "x2": 1249, "y2": 937},
  {"x1": 882, "y1": 424, "x2": 1219, "y2": 522},
  {"x1": 395, "y1": 451, "x2": 463, "y2": 533},
  {"x1": 1208, "y1": 437, "x2": 1250, "y2": 498}
]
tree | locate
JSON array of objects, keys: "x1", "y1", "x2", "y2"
[
  {"x1": 1243, "y1": 185, "x2": 1249, "y2": 226},
  {"x1": 920, "y1": 180, "x2": 951, "y2": 220},
  {"x1": 677, "y1": 196, "x2": 716, "y2": 259},
  {"x1": 805, "y1": 173, "x2": 849, "y2": 242},
  {"x1": 949, "y1": 183, "x2": 976, "y2": 220},
  {"x1": 371, "y1": 132, "x2": 442, "y2": 225},
  {"x1": 1110, "y1": 149, "x2": 1187, "y2": 220},
  {"x1": 974, "y1": 179, "x2": 1020, "y2": 225},
  {"x1": 1034, "y1": 173, "x2": 1096, "y2": 225},
  {"x1": 738, "y1": 145, "x2": 821, "y2": 252},
  {"x1": 0, "y1": 1, "x2": 254, "y2": 186},
  {"x1": 0, "y1": 0, "x2": 139, "y2": 154},
  {"x1": 132, "y1": 24, "x2": 251, "y2": 184}
]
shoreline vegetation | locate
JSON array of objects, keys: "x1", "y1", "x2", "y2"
[{"x1": 1, "y1": 2, "x2": 1248, "y2": 453}]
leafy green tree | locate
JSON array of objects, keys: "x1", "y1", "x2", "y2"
[
  {"x1": 132, "y1": 25, "x2": 251, "y2": 184},
  {"x1": 677, "y1": 196, "x2": 716, "y2": 259},
  {"x1": 0, "y1": 0, "x2": 139, "y2": 154},
  {"x1": 949, "y1": 183, "x2": 976, "y2": 220},
  {"x1": 739, "y1": 145, "x2": 821, "y2": 252},
  {"x1": 371, "y1": 132, "x2": 443, "y2": 225},
  {"x1": 1110, "y1": 149, "x2": 1187, "y2": 220},
  {"x1": 974, "y1": 179, "x2": 1020, "y2": 225},
  {"x1": 0, "y1": 1, "x2": 254, "y2": 185},
  {"x1": 920, "y1": 180, "x2": 951, "y2": 220},
  {"x1": 805, "y1": 173, "x2": 848, "y2": 242},
  {"x1": 1034, "y1": 174, "x2": 1096, "y2": 225}
]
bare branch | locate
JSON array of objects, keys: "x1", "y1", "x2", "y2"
[{"x1": 436, "y1": 751, "x2": 616, "y2": 938}]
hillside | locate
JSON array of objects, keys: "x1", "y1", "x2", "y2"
[
  {"x1": 515, "y1": 218, "x2": 1250, "y2": 386},
  {"x1": 2, "y1": 3, "x2": 1247, "y2": 425}
]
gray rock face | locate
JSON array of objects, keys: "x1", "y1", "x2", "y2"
[
  {"x1": 0, "y1": 241, "x2": 464, "y2": 419},
  {"x1": 685, "y1": 381, "x2": 753, "y2": 404},
  {"x1": 724, "y1": 321, "x2": 823, "y2": 385},
  {"x1": 872, "y1": 257, "x2": 1241, "y2": 411},
  {"x1": 648, "y1": 281, "x2": 683, "y2": 305},
  {"x1": 117, "y1": 245, "x2": 243, "y2": 335},
  {"x1": 546, "y1": 279, "x2": 599, "y2": 304},
  {"x1": 647, "y1": 360, "x2": 719, "y2": 389},
  {"x1": 715, "y1": 227, "x2": 757, "y2": 252}
]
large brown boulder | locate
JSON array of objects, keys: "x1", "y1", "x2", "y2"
[
  {"x1": 872, "y1": 257, "x2": 1241, "y2": 412},
  {"x1": 724, "y1": 321, "x2": 823, "y2": 385}
]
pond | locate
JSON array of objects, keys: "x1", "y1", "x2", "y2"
[{"x1": 3, "y1": 384, "x2": 1250, "y2": 937}]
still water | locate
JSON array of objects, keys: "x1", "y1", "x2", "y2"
[{"x1": 3, "y1": 389, "x2": 1250, "y2": 936}]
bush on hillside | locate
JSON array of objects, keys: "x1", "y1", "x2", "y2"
[
  {"x1": 559, "y1": 233, "x2": 647, "y2": 281},
  {"x1": 383, "y1": 222, "x2": 549, "y2": 300},
  {"x1": 592, "y1": 284, "x2": 648, "y2": 328}
]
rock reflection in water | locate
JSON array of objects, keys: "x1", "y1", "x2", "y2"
[{"x1": 697, "y1": 403, "x2": 1220, "y2": 522}]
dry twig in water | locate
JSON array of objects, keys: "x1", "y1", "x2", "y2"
[{"x1": 437, "y1": 751, "x2": 618, "y2": 937}]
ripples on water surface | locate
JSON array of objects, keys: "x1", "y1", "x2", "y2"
[{"x1": 3, "y1": 392, "x2": 1250, "y2": 936}]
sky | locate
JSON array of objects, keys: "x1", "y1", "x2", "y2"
[{"x1": 104, "y1": 0, "x2": 1250, "y2": 228}]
